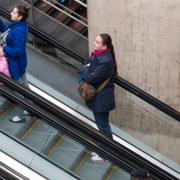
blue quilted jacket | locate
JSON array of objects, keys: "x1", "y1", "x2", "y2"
[{"x1": 0, "y1": 19, "x2": 28, "y2": 80}]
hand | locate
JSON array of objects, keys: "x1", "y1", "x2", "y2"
[
  {"x1": 0, "y1": 47, "x2": 4, "y2": 56},
  {"x1": 85, "y1": 63, "x2": 90, "y2": 67}
]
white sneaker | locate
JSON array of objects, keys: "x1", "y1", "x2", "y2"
[
  {"x1": 9, "y1": 116, "x2": 25, "y2": 123},
  {"x1": 23, "y1": 110, "x2": 30, "y2": 116},
  {"x1": 90, "y1": 154, "x2": 105, "y2": 163},
  {"x1": 90, "y1": 152, "x2": 97, "y2": 157}
]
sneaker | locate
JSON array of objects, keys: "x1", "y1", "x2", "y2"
[
  {"x1": 23, "y1": 110, "x2": 30, "y2": 116},
  {"x1": 90, "y1": 154, "x2": 105, "y2": 163},
  {"x1": 9, "y1": 116, "x2": 26, "y2": 123},
  {"x1": 90, "y1": 152, "x2": 97, "y2": 157}
]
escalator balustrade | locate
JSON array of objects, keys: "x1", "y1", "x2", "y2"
[
  {"x1": 34, "y1": 0, "x2": 88, "y2": 36},
  {"x1": 0, "y1": 95, "x2": 130, "y2": 180}
]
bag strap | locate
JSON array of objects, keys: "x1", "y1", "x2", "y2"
[
  {"x1": 0, "y1": 29, "x2": 10, "y2": 38},
  {"x1": 0, "y1": 29, "x2": 10, "y2": 46},
  {"x1": 96, "y1": 76, "x2": 112, "y2": 94}
]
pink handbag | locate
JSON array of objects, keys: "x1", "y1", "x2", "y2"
[{"x1": 0, "y1": 56, "x2": 10, "y2": 77}]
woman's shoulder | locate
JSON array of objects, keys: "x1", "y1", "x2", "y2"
[
  {"x1": 11, "y1": 22, "x2": 28, "y2": 35},
  {"x1": 97, "y1": 51, "x2": 113, "y2": 63},
  {"x1": 15, "y1": 23, "x2": 27, "y2": 30},
  {"x1": 11, "y1": 21, "x2": 27, "y2": 30}
]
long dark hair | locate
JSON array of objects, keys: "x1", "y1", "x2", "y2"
[
  {"x1": 15, "y1": 4, "x2": 29, "y2": 20},
  {"x1": 100, "y1": 33, "x2": 118, "y2": 76}
]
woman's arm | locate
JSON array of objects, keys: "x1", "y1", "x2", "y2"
[
  {"x1": 78, "y1": 57, "x2": 92, "y2": 83},
  {"x1": 82, "y1": 58, "x2": 114, "y2": 84},
  {"x1": 0, "y1": 19, "x2": 8, "y2": 32},
  {"x1": 3, "y1": 29, "x2": 27, "y2": 57}
]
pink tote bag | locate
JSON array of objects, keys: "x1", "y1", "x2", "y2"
[{"x1": 0, "y1": 56, "x2": 10, "y2": 77}]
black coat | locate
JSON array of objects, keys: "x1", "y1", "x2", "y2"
[{"x1": 81, "y1": 51, "x2": 116, "y2": 112}]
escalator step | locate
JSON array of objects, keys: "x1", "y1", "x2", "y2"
[{"x1": 47, "y1": 135, "x2": 85, "y2": 170}]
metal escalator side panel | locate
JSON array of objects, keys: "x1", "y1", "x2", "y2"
[{"x1": 0, "y1": 76, "x2": 179, "y2": 179}]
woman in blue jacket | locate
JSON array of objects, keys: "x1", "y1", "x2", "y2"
[
  {"x1": 80, "y1": 33, "x2": 117, "y2": 162},
  {"x1": 0, "y1": 4, "x2": 29, "y2": 122}
]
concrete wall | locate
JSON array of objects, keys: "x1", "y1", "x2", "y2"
[
  {"x1": 87, "y1": 0, "x2": 180, "y2": 164},
  {"x1": 87, "y1": 0, "x2": 180, "y2": 111}
]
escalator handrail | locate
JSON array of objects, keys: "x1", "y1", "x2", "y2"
[
  {"x1": 0, "y1": 150, "x2": 48, "y2": 180},
  {"x1": 0, "y1": 73, "x2": 179, "y2": 180},
  {"x1": 0, "y1": 7, "x2": 179, "y2": 121},
  {"x1": 115, "y1": 76, "x2": 180, "y2": 121},
  {"x1": 40, "y1": 0, "x2": 88, "y2": 26},
  {"x1": 73, "y1": 0, "x2": 87, "y2": 8}
]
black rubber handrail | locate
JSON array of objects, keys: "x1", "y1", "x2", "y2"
[
  {"x1": 0, "y1": 7, "x2": 179, "y2": 121},
  {"x1": 0, "y1": 73, "x2": 179, "y2": 180},
  {"x1": 115, "y1": 77, "x2": 180, "y2": 121}
]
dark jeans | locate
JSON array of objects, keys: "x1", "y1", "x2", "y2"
[{"x1": 93, "y1": 112, "x2": 113, "y2": 139}]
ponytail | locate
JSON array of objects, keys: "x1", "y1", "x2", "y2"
[
  {"x1": 109, "y1": 43, "x2": 117, "y2": 76},
  {"x1": 100, "y1": 33, "x2": 118, "y2": 76}
]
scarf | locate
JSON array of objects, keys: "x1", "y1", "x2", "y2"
[{"x1": 91, "y1": 49, "x2": 109, "y2": 57}]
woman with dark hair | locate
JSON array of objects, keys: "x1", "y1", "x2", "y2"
[
  {"x1": 0, "y1": 4, "x2": 30, "y2": 122},
  {"x1": 79, "y1": 33, "x2": 117, "y2": 162}
]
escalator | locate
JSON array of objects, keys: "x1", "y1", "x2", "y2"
[
  {"x1": 0, "y1": 74, "x2": 179, "y2": 180},
  {"x1": 33, "y1": 0, "x2": 88, "y2": 36},
  {"x1": 0, "y1": 84, "x2": 128, "y2": 180},
  {"x1": 0, "y1": 1, "x2": 179, "y2": 180},
  {"x1": 0, "y1": 0, "x2": 88, "y2": 59}
]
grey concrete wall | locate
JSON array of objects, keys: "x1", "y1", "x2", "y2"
[
  {"x1": 88, "y1": 0, "x2": 180, "y2": 164},
  {"x1": 111, "y1": 86, "x2": 180, "y2": 163},
  {"x1": 88, "y1": 0, "x2": 180, "y2": 111}
]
